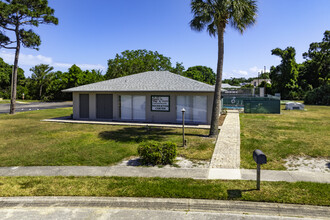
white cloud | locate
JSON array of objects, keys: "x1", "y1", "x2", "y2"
[
  {"x1": 226, "y1": 66, "x2": 271, "y2": 79},
  {"x1": 75, "y1": 63, "x2": 106, "y2": 70},
  {"x1": 223, "y1": 72, "x2": 235, "y2": 79},
  {"x1": 249, "y1": 66, "x2": 260, "y2": 73},
  {"x1": 1, "y1": 50, "x2": 15, "y2": 64},
  {"x1": 232, "y1": 69, "x2": 248, "y2": 76},
  {"x1": 0, "y1": 50, "x2": 106, "y2": 71},
  {"x1": 248, "y1": 66, "x2": 269, "y2": 74},
  {"x1": 0, "y1": 50, "x2": 53, "y2": 66},
  {"x1": 52, "y1": 62, "x2": 72, "y2": 68}
]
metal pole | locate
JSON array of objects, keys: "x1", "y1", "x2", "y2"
[
  {"x1": 257, "y1": 164, "x2": 261, "y2": 190},
  {"x1": 182, "y1": 110, "x2": 185, "y2": 147}
]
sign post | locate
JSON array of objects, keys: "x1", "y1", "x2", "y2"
[
  {"x1": 257, "y1": 164, "x2": 261, "y2": 190},
  {"x1": 253, "y1": 149, "x2": 267, "y2": 190},
  {"x1": 182, "y1": 108, "x2": 185, "y2": 147}
]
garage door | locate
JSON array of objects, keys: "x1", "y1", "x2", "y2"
[
  {"x1": 96, "y1": 94, "x2": 113, "y2": 119},
  {"x1": 79, "y1": 94, "x2": 89, "y2": 118}
]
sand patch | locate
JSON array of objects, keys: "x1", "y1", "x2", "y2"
[
  {"x1": 284, "y1": 156, "x2": 330, "y2": 173},
  {"x1": 117, "y1": 156, "x2": 209, "y2": 168}
]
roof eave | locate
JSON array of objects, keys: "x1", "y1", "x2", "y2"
[{"x1": 62, "y1": 90, "x2": 215, "y2": 93}]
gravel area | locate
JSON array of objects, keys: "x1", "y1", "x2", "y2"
[
  {"x1": 118, "y1": 156, "x2": 330, "y2": 172},
  {"x1": 284, "y1": 156, "x2": 330, "y2": 173},
  {"x1": 116, "y1": 157, "x2": 210, "y2": 168}
]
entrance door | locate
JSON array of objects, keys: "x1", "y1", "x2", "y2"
[
  {"x1": 176, "y1": 95, "x2": 207, "y2": 124},
  {"x1": 120, "y1": 95, "x2": 146, "y2": 120},
  {"x1": 96, "y1": 94, "x2": 113, "y2": 119},
  {"x1": 79, "y1": 94, "x2": 89, "y2": 118},
  {"x1": 193, "y1": 96, "x2": 207, "y2": 123},
  {"x1": 133, "y1": 96, "x2": 146, "y2": 120},
  {"x1": 176, "y1": 96, "x2": 192, "y2": 122}
]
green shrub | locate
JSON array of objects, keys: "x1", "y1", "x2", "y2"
[
  {"x1": 304, "y1": 84, "x2": 330, "y2": 105},
  {"x1": 138, "y1": 141, "x2": 177, "y2": 165}
]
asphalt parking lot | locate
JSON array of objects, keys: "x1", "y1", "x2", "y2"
[{"x1": 0, "y1": 101, "x2": 73, "y2": 114}]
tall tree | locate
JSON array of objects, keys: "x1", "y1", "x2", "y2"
[
  {"x1": 0, "y1": 0, "x2": 58, "y2": 114},
  {"x1": 183, "y1": 65, "x2": 216, "y2": 85},
  {"x1": 300, "y1": 30, "x2": 330, "y2": 90},
  {"x1": 105, "y1": 49, "x2": 184, "y2": 79},
  {"x1": 83, "y1": 69, "x2": 104, "y2": 85},
  {"x1": 0, "y1": 57, "x2": 25, "y2": 99},
  {"x1": 30, "y1": 64, "x2": 53, "y2": 99},
  {"x1": 190, "y1": 0, "x2": 257, "y2": 137},
  {"x1": 269, "y1": 47, "x2": 300, "y2": 99}
]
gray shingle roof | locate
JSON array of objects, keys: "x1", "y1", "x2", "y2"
[{"x1": 62, "y1": 71, "x2": 215, "y2": 93}]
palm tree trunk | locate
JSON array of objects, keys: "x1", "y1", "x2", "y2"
[
  {"x1": 9, "y1": 28, "x2": 20, "y2": 114},
  {"x1": 209, "y1": 24, "x2": 225, "y2": 137},
  {"x1": 39, "y1": 85, "x2": 43, "y2": 100}
]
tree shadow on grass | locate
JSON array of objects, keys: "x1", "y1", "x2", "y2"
[
  {"x1": 99, "y1": 127, "x2": 177, "y2": 143},
  {"x1": 227, "y1": 189, "x2": 258, "y2": 199},
  {"x1": 99, "y1": 126, "x2": 210, "y2": 143}
]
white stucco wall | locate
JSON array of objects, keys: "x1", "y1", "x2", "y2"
[{"x1": 72, "y1": 91, "x2": 215, "y2": 125}]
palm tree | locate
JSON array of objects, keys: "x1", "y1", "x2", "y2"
[
  {"x1": 190, "y1": 0, "x2": 257, "y2": 137},
  {"x1": 30, "y1": 64, "x2": 54, "y2": 100}
]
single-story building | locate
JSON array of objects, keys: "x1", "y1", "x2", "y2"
[{"x1": 63, "y1": 71, "x2": 216, "y2": 125}]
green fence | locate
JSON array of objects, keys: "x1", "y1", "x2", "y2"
[
  {"x1": 222, "y1": 97, "x2": 245, "y2": 108},
  {"x1": 244, "y1": 99, "x2": 280, "y2": 114},
  {"x1": 222, "y1": 96, "x2": 280, "y2": 114}
]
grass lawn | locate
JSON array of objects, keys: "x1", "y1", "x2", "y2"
[
  {"x1": 240, "y1": 105, "x2": 330, "y2": 170},
  {"x1": 0, "y1": 176, "x2": 329, "y2": 206},
  {"x1": 0, "y1": 108, "x2": 215, "y2": 166}
]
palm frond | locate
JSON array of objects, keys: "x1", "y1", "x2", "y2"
[
  {"x1": 190, "y1": 0, "x2": 257, "y2": 35},
  {"x1": 190, "y1": 0, "x2": 217, "y2": 35},
  {"x1": 229, "y1": 0, "x2": 258, "y2": 34}
]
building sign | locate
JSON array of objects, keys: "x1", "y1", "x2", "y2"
[{"x1": 151, "y1": 96, "x2": 170, "y2": 111}]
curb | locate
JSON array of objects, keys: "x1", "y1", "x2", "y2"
[{"x1": 0, "y1": 197, "x2": 329, "y2": 218}]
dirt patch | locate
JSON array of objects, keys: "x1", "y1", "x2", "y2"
[
  {"x1": 219, "y1": 114, "x2": 226, "y2": 126},
  {"x1": 116, "y1": 156, "x2": 209, "y2": 168},
  {"x1": 284, "y1": 156, "x2": 330, "y2": 173}
]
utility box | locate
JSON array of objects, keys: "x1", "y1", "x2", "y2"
[{"x1": 285, "y1": 102, "x2": 304, "y2": 110}]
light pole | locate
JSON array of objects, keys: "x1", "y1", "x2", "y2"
[{"x1": 181, "y1": 108, "x2": 186, "y2": 147}]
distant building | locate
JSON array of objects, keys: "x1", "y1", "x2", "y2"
[
  {"x1": 239, "y1": 82, "x2": 250, "y2": 86},
  {"x1": 250, "y1": 79, "x2": 271, "y2": 87},
  {"x1": 222, "y1": 83, "x2": 241, "y2": 89}
]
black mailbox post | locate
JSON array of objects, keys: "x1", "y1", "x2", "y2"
[{"x1": 253, "y1": 149, "x2": 267, "y2": 190}]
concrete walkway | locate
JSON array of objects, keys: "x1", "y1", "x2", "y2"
[
  {"x1": 0, "y1": 166, "x2": 329, "y2": 183},
  {"x1": 209, "y1": 110, "x2": 241, "y2": 179},
  {"x1": 1, "y1": 197, "x2": 329, "y2": 219},
  {"x1": 42, "y1": 117, "x2": 215, "y2": 129}
]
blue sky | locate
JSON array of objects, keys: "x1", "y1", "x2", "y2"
[{"x1": 1, "y1": 0, "x2": 329, "y2": 79}]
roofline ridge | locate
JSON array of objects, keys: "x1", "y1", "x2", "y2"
[
  {"x1": 62, "y1": 70, "x2": 215, "y2": 92},
  {"x1": 170, "y1": 72, "x2": 215, "y2": 88}
]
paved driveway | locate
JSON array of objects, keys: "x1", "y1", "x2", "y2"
[
  {"x1": 0, "y1": 197, "x2": 327, "y2": 220},
  {"x1": 0, "y1": 101, "x2": 73, "y2": 114}
]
